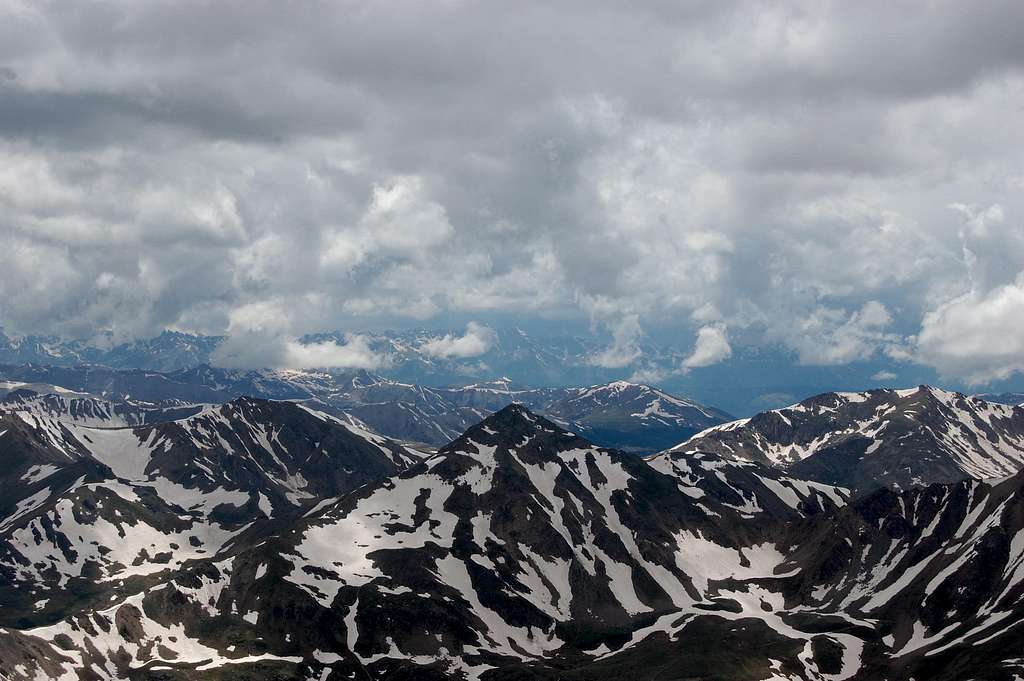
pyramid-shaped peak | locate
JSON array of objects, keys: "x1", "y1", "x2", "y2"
[
  {"x1": 223, "y1": 394, "x2": 272, "y2": 409},
  {"x1": 449, "y1": 402, "x2": 586, "y2": 450},
  {"x1": 484, "y1": 402, "x2": 542, "y2": 426},
  {"x1": 202, "y1": 395, "x2": 310, "y2": 423}
]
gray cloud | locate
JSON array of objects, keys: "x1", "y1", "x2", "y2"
[{"x1": 0, "y1": 1, "x2": 1023, "y2": 379}]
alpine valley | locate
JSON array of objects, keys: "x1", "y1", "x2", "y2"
[{"x1": 2, "y1": 364, "x2": 1024, "y2": 680}]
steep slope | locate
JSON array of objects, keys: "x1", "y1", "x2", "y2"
[
  {"x1": 322, "y1": 371, "x2": 495, "y2": 444},
  {"x1": 0, "y1": 411, "x2": 109, "y2": 534},
  {"x1": 778, "y1": 471, "x2": 1024, "y2": 681},
  {"x1": 0, "y1": 330, "x2": 223, "y2": 372},
  {"x1": 676, "y1": 386, "x2": 1024, "y2": 494},
  {"x1": 0, "y1": 406, "x2": 854, "y2": 680},
  {"x1": 0, "y1": 398, "x2": 425, "y2": 628},
  {"x1": 11, "y1": 467, "x2": 1024, "y2": 680},
  {"x1": 9, "y1": 403, "x2": 1024, "y2": 679}
]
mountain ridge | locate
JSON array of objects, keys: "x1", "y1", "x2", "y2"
[
  {"x1": 5, "y1": 395, "x2": 1024, "y2": 678},
  {"x1": 0, "y1": 365, "x2": 730, "y2": 453},
  {"x1": 675, "y1": 385, "x2": 1024, "y2": 494}
]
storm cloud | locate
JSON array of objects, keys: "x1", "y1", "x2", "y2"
[{"x1": 1, "y1": 0, "x2": 1024, "y2": 381}]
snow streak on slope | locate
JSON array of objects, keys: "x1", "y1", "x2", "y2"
[
  {"x1": 7, "y1": 404, "x2": 1024, "y2": 681},
  {"x1": 676, "y1": 386, "x2": 1024, "y2": 493},
  {"x1": 0, "y1": 397, "x2": 428, "y2": 626}
]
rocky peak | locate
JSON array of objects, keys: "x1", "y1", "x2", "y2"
[{"x1": 448, "y1": 402, "x2": 588, "y2": 455}]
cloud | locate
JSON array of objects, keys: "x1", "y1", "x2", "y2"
[
  {"x1": 320, "y1": 176, "x2": 454, "y2": 272},
  {"x1": 209, "y1": 300, "x2": 386, "y2": 369},
  {"x1": 683, "y1": 325, "x2": 733, "y2": 369},
  {"x1": 627, "y1": 366, "x2": 670, "y2": 385},
  {"x1": 282, "y1": 337, "x2": 384, "y2": 370},
  {"x1": 911, "y1": 204, "x2": 1024, "y2": 383},
  {"x1": 1, "y1": 1, "x2": 1024, "y2": 383},
  {"x1": 628, "y1": 324, "x2": 732, "y2": 382},
  {"x1": 213, "y1": 332, "x2": 385, "y2": 370},
  {"x1": 588, "y1": 314, "x2": 643, "y2": 369},
  {"x1": 916, "y1": 272, "x2": 1024, "y2": 384},
  {"x1": 871, "y1": 370, "x2": 898, "y2": 381},
  {"x1": 783, "y1": 301, "x2": 903, "y2": 366},
  {"x1": 419, "y1": 322, "x2": 497, "y2": 359}
]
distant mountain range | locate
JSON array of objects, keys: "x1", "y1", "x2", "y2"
[
  {"x1": 0, "y1": 365, "x2": 730, "y2": 454},
  {"x1": 5, "y1": 399, "x2": 1024, "y2": 679},
  {"x1": 977, "y1": 391, "x2": 1024, "y2": 406},
  {"x1": 0, "y1": 330, "x2": 223, "y2": 373},
  {"x1": 0, "y1": 328, "x2": 669, "y2": 384},
  {"x1": 7, "y1": 327, "x2": 1020, "y2": 417}
]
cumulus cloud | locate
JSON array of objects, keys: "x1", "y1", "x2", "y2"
[
  {"x1": 209, "y1": 299, "x2": 386, "y2": 369},
  {"x1": 213, "y1": 332, "x2": 385, "y2": 370},
  {"x1": 419, "y1": 322, "x2": 497, "y2": 359},
  {"x1": 628, "y1": 324, "x2": 732, "y2": 383},
  {"x1": 682, "y1": 325, "x2": 733, "y2": 369},
  {"x1": 1, "y1": 1, "x2": 1024, "y2": 381},
  {"x1": 916, "y1": 273, "x2": 1024, "y2": 383},
  {"x1": 283, "y1": 337, "x2": 384, "y2": 370},
  {"x1": 911, "y1": 204, "x2": 1024, "y2": 383},
  {"x1": 783, "y1": 301, "x2": 904, "y2": 366},
  {"x1": 627, "y1": 366, "x2": 670, "y2": 385},
  {"x1": 588, "y1": 315, "x2": 643, "y2": 369}
]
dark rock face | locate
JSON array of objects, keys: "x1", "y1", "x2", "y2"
[
  {"x1": 677, "y1": 386, "x2": 1024, "y2": 494},
  {"x1": 4, "y1": 404, "x2": 1024, "y2": 680}
]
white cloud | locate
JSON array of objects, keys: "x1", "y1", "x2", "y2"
[
  {"x1": 909, "y1": 204, "x2": 1024, "y2": 383},
  {"x1": 281, "y1": 336, "x2": 384, "y2": 370},
  {"x1": 871, "y1": 370, "x2": 898, "y2": 381},
  {"x1": 213, "y1": 332, "x2": 385, "y2": 370},
  {"x1": 628, "y1": 324, "x2": 732, "y2": 382},
  {"x1": 320, "y1": 176, "x2": 454, "y2": 273},
  {"x1": 785, "y1": 301, "x2": 902, "y2": 365},
  {"x1": 682, "y1": 324, "x2": 733, "y2": 369},
  {"x1": 627, "y1": 365, "x2": 671, "y2": 384},
  {"x1": 419, "y1": 322, "x2": 497, "y2": 359},
  {"x1": 361, "y1": 177, "x2": 454, "y2": 253},
  {"x1": 916, "y1": 272, "x2": 1024, "y2": 384},
  {"x1": 588, "y1": 314, "x2": 643, "y2": 369},
  {"x1": 210, "y1": 300, "x2": 386, "y2": 369}
]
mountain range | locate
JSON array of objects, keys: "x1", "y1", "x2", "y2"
[
  {"x1": 0, "y1": 366, "x2": 731, "y2": 454},
  {"x1": 2, "y1": 393, "x2": 1024, "y2": 679},
  {"x1": 676, "y1": 386, "x2": 1024, "y2": 495},
  {"x1": 7, "y1": 327, "x2": 1020, "y2": 417},
  {"x1": 0, "y1": 328, "x2": 671, "y2": 384}
]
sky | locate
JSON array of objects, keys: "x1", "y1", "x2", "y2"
[{"x1": 1, "y1": 0, "x2": 1024, "y2": 385}]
